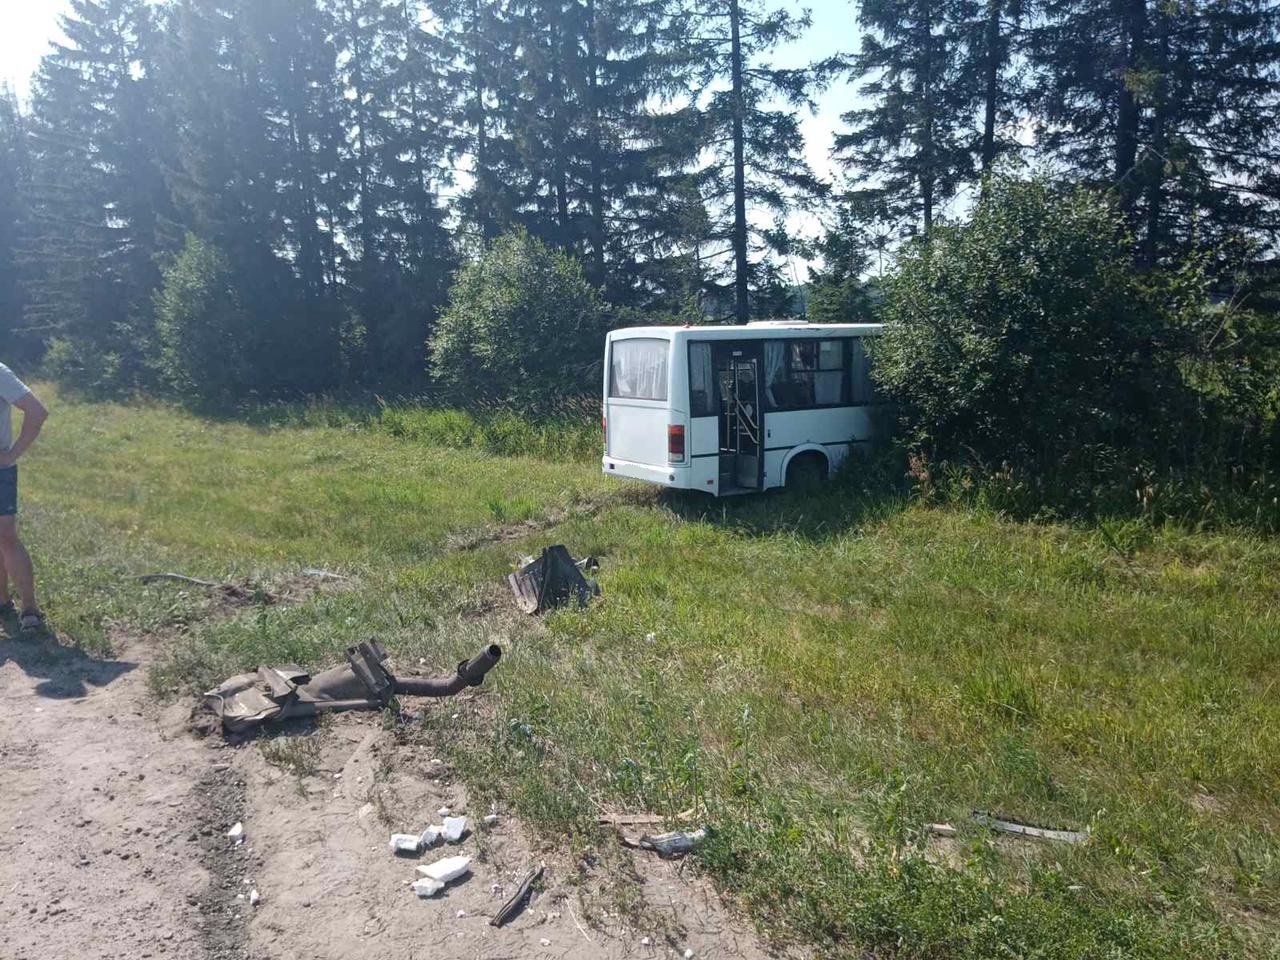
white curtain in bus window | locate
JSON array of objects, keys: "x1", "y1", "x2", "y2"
[
  {"x1": 689, "y1": 342, "x2": 715, "y2": 415},
  {"x1": 610, "y1": 338, "x2": 669, "y2": 401},
  {"x1": 774, "y1": 339, "x2": 846, "y2": 408},
  {"x1": 763, "y1": 341, "x2": 785, "y2": 408}
]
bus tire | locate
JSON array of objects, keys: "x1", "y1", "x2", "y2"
[{"x1": 785, "y1": 452, "x2": 828, "y2": 491}]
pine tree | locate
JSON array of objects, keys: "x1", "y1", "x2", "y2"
[
  {"x1": 25, "y1": 0, "x2": 171, "y2": 392},
  {"x1": 968, "y1": 0, "x2": 1024, "y2": 186},
  {"x1": 1028, "y1": 0, "x2": 1280, "y2": 265},
  {"x1": 0, "y1": 88, "x2": 31, "y2": 358},
  {"x1": 837, "y1": 0, "x2": 978, "y2": 237},
  {"x1": 328, "y1": 0, "x2": 455, "y2": 382},
  {"x1": 163, "y1": 0, "x2": 349, "y2": 394},
  {"x1": 689, "y1": 0, "x2": 833, "y2": 322}
]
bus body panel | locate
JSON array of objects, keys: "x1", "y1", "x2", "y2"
[
  {"x1": 605, "y1": 397, "x2": 669, "y2": 467},
  {"x1": 689, "y1": 416, "x2": 720, "y2": 493}
]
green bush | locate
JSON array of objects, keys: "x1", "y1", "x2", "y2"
[
  {"x1": 154, "y1": 235, "x2": 347, "y2": 403},
  {"x1": 154, "y1": 235, "x2": 254, "y2": 402},
  {"x1": 428, "y1": 229, "x2": 607, "y2": 404},
  {"x1": 875, "y1": 177, "x2": 1195, "y2": 472}
]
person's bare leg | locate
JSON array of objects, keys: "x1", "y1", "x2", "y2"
[
  {"x1": 0, "y1": 544, "x2": 10, "y2": 607},
  {"x1": 0, "y1": 516, "x2": 36, "y2": 613}
]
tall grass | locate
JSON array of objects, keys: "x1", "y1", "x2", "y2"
[{"x1": 375, "y1": 395, "x2": 600, "y2": 462}]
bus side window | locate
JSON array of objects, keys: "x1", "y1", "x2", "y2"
[
  {"x1": 768, "y1": 339, "x2": 848, "y2": 409},
  {"x1": 689, "y1": 341, "x2": 716, "y2": 416}
]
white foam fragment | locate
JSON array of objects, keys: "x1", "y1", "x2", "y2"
[
  {"x1": 412, "y1": 877, "x2": 445, "y2": 898},
  {"x1": 389, "y1": 833, "x2": 422, "y2": 855},
  {"x1": 249, "y1": 889, "x2": 261, "y2": 907},
  {"x1": 226, "y1": 822, "x2": 244, "y2": 842},
  {"x1": 419, "y1": 825, "x2": 443, "y2": 848},
  {"x1": 442, "y1": 816, "x2": 467, "y2": 843},
  {"x1": 415, "y1": 854, "x2": 471, "y2": 884}
]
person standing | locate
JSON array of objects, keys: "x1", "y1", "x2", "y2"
[{"x1": 0, "y1": 362, "x2": 48, "y2": 632}]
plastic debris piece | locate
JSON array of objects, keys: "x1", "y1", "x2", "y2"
[
  {"x1": 540, "y1": 939, "x2": 551, "y2": 948},
  {"x1": 226, "y1": 822, "x2": 244, "y2": 842},
  {"x1": 684, "y1": 950, "x2": 694, "y2": 959},
  {"x1": 442, "y1": 816, "x2": 468, "y2": 843},
  {"x1": 637, "y1": 827, "x2": 707, "y2": 858},
  {"x1": 483, "y1": 813, "x2": 500, "y2": 827},
  {"x1": 390, "y1": 834, "x2": 423, "y2": 855},
  {"x1": 926, "y1": 823, "x2": 957, "y2": 838},
  {"x1": 456, "y1": 909, "x2": 467, "y2": 918},
  {"x1": 641, "y1": 936, "x2": 652, "y2": 946},
  {"x1": 971, "y1": 811, "x2": 1088, "y2": 844},
  {"x1": 412, "y1": 878, "x2": 445, "y2": 898},
  {"x1": 508, "y1": 545, "x2": 600, "y2": 614},
  {"x1": 416, "y1": 854, "x2": 472, "y2": 885},
  {"x1": 249, "y1": 889, "x2": 261, "y2": 907},
  {"x1": 437, "y1": 806, "x2": 451, "y2": 817}
]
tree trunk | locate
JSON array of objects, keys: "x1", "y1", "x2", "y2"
[
  {"x1": 1142, "y1": 3, "x2": 1169, "y2": 268},
  {"x1": 920, "y1": 0, "x2": 935, "y2": 232},
  {"x1": 585, "y1": 0, "x2": 606, "y2": 285},
  {"x1": 1115, "y1": 0, "x2": 1146, "y2": 212},
  {"x1": 980, "y1": 0, "x2": 1001, "y2": 191},
  {"x1": 729, "y1": 0, "x2": 749, "y2": 324},
  {"x1": 349, "y1": 1, "x2": 379, "y2": 374},
  {"x1": 471, "y1": 0, "x2": 496, "y2": 242}
]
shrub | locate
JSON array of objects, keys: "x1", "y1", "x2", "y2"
[
  {"x1": 428, "y1": 229, "x2": 607, "y2": 404},
  {"x1": 154, "y1": 235, "x2": 254, "y2": 402},
  {"x1": 155, "y1": 235, "x2": 348, "y2": 403},
  {"x1": 874, "y1": 177, "x2": 1195, "y2": 481}
]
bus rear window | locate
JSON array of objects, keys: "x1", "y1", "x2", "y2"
[{"x1": 610, "y1": 338, "x2": 668, "y2": 401}]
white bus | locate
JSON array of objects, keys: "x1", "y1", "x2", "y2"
[{"x1": 602, "y1": 321, "x2": 884, "y2": 495}]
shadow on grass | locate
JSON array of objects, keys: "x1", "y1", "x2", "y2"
[{"x1": 661, "y1": 471, "x2": 910, "y2": 542}]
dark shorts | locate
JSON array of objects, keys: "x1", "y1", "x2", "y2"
[{"x1": 0, "y1": 465, "x2": 16, "y2": 517}]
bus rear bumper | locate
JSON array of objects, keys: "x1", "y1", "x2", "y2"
[{"x1": 602, "y1": 456, "x2": 696, "y2": 489}]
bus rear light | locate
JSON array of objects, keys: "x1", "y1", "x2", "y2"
[{"x1": 667, "y1": 424, "x2": 685, "y2": 461}]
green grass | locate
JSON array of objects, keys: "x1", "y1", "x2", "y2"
[
  {"x1": 18, "y1": 385, "x2": 1280, "y2": 959},
  {"x1": 374, "y1": 397, "x2": 600, "y2": 461}
]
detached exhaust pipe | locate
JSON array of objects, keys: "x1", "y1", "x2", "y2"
[
  {"x1": 393, "y1": 644, "x2": 502, "y2": 697},
  {"x1": 203, "y1": 640, "x2": 504, "y2": 735}
]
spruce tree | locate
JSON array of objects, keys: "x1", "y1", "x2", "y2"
[
  {"x1": 689, "y1": 0, "x2": 833, "y2": 322},
  {"x1": 25, "y1": 0, "x2": 171, "y2": 392},
  {"x1": 0, "y1": 88, "x2": 31, "y2": 359},
  {"x1": 1028, "y1": 0, "x2": 1280, "y2": 265},
  {"x1": 837, "y1": 0, "x2": 978, "y2": 237},
  {"x1": 163, "y1": 0, "x2": 348, "y2": 394}
]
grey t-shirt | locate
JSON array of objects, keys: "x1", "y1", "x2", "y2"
[{"x1": 0, "y1": 362, "x2": 32, "y2": 453}]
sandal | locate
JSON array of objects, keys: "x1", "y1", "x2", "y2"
[{"x1": 20, "y1": 609, "x2": 44, "y2": 633}]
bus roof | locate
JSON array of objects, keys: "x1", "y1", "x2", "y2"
[{"x1": 607, "y1": 322, "x2": 883, "y2": 342}]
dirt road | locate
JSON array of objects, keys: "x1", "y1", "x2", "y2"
[{"x1": 1, "y1": 632, "x2": 782, "y2": 960}]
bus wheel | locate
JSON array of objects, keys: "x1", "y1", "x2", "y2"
[{"x1": 785, "y1": 453, "x2": 828, "y2": 491}]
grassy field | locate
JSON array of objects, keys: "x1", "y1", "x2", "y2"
[{"x1": 20, "y1": 386, "x2": 1280, "y2": 959}]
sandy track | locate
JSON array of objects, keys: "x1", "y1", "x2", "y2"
[
  {"x1": 0, "y1": 634, "x2": 210, "y2": 960},
  {"x1": 0, "y1": 633, "x2": 782, "y2": 960}
]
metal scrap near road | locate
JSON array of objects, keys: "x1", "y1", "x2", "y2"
[{"x1": 202, "y1": 640, "x2": 502, "y2": 734}]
